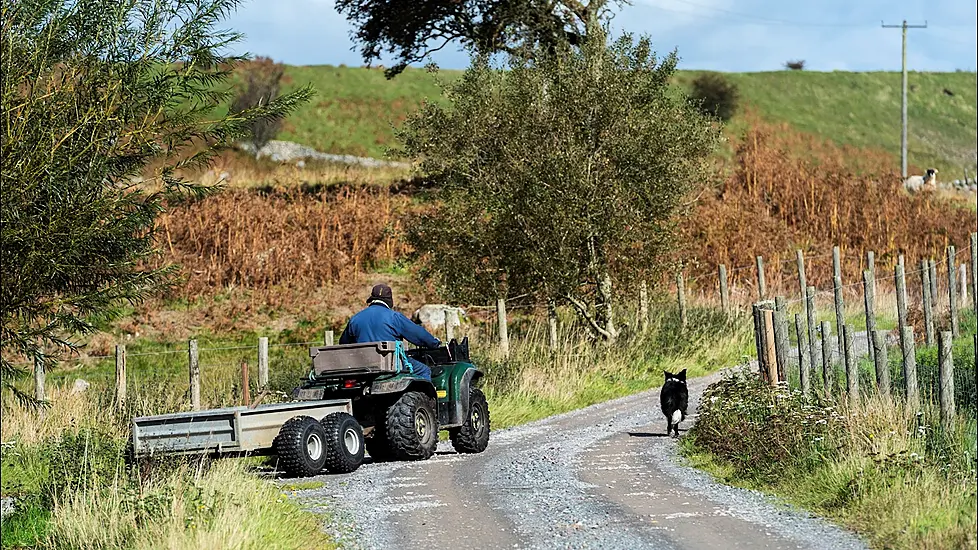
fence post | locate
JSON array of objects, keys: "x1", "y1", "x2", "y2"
[
  {"x1": 33, "y1": 343, "x2": 45, "y2": 403},
  {"x1": 444, "y1": 307, "x2": 455, "y2": 342},
  {"x1": 496, "y1": 297, "x2": 510, "y2": 358},
  {"x1": 833, "y1": 274, "x2": 846, "y2": 361},
  {"x1": 241, "y1": 362, "x2": 251, "y2": 407},
  {"x1": 929, "y1": 259, "x2": 939, "y2": 312},
  {"x1": 774, "y1": 296, "x2": 789, "y2": 382},
  {"x1": 752, "y1": 303, "x2": 763, "y2": 375},
  {"x1": 677, "y1": 273, "x2": 688, "y2": 329},
  {"x1": 901, "y1": 326, "x2": 918, "y2": 407},
  {"x1": 806, "y1": 286, "x2": 818, "y2": 377},
  {"x1": 795, "y1": 313, "x2": 810, "y2": 396},
  {"x1": 115, "y1": 344, "x2": 127, "y2": 410},
  {"x1": 862, "y1": 270, "x2": 877, "y2": 364},
  {"x1": 324, "y1": 330, "x2": 335, "y2": 346},
  {"x1": 189, "y1": 338, "x2": 200, "y2": 411},
  {"x1": 938, "y1": 331, "x2": 955, "y2": 429},
  {"x1": 961, "y1": 263, "x2": 969, "y2": 307},
  {"x1": 948, "y1": 246, "x2": 959, "y2": 337},
  {"x1": 258, "y1": 337, "x2": 269, "y2": 390},
  {"x1": 820, "y1": 321, "x2": 833, "y2": 398},
  {"x1": 718, "y1": 265, "x2": 730, "y2": 314},
  {"x1": 755, "y1": 256, "x2": 767, "y2": 301},
  {"x1": 548, "y1": 298, "x2": 559, "y2": 351},
  {"x1": 843, "y1": 324, "x2": 857, "y2": 409},
  {"x1": 763, "y1": 309, "x2": 777, "y2": 386},
  {"x1": 921, "y1": 260, "x2": 935, "y2": 347},
  {"x1": 796, "y1": 249, "x2": 808, "y2": 321},
  {"x1": 872, "y1": 330, "x2": 890, "y2": 396},
  {"x1": 971, "y1": 232, "x2": 977, "y2": 314},
  {"x1": 896, "y1": 261, "x2": 909, "y2": 355}
]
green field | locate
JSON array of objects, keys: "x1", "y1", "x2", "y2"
[{"x1": 277, "y1": 65, "x2": 977, "y2": 175}]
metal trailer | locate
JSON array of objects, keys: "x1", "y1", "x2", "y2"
[{"x1": 131, "y1": 399, "x2": 365, "y2": 477}]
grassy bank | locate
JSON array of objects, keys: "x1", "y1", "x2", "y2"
[
  {"x1": 684, "y1": 312, "x2": 978, "y2": 549},
  {"x1": 274, "y1": 65, "x2": 977, "y2": 173}
]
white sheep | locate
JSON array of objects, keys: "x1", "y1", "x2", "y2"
[{"x1": 904, "y1": 168, "x2": 938, "y2": 192}]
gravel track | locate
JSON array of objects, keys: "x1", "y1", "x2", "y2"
[{"x1": 287, "y1": 349, "x2": 869, "y2": 550}]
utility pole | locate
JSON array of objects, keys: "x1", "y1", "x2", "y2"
[{"x1": 882, "y1": 20, "x2": 927, "y2": 178}]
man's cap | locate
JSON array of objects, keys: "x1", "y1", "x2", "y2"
[{"x1": 367, "y1": 283, "x2": 394, "y2": 308}]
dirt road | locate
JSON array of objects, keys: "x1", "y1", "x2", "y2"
[{"x1": 291, "y1": 368, "x2": 867, "y2": 550}]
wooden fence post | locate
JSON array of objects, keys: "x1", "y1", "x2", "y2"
[
  {"x1": 901, "y1": 326, "x2": 918, "y2": 407},
  {"x1": 258, "y1": 337, "x2": 269, "y2": 390},
  {"x1": 774, "y1": 296, "x2": 789, "y2": 382},
  {"x1": 33, "y1": 343, "x2": 45, "y2": 403},
  {"x1": 241, "y1": 362, "x2": 251, "y2": 407},
  {"x1": 929, "y1": 259, "x2": 939, "y2": 311},
  {"x1": 833, "y1": 273, "x2": 846, "y2": 361},
  {"x1": 872, "y1": 330, "x2": 890, "y2": 396},
  {"x1": 324, "y1": 330, "x2": 335, "y2": 346},
  {"x1": 806, "y1": 286, "x2": 818, "y2": 378},
  {"x1": 795, "y1": 313, "x2": 810, "y2": 396},
  {"x1": 961, "y1": 263, "x2": 969, "y2": 307},
  {"x1": 921, "y1": 261, "x2": 935, "y2": 346},
  {"x1": 115, "y1": 344, "x2": 127, "y2": 410},
  {"x1": 948, "y1": 246, "x2": 959, "y2": 337},
  {"x1": 718, "y1": 265, "x2": 730, "y2": 314},
  {"x1": 896, "y1": 261, "x2": 909, "y2": 355},
  {"x1": 843, "y1": 324, "x2": 857, "y2": 409},
  {"x1": 821, "y1": 321, "x2": 833, "y2": 397},
  {"x1": 938, "y1": 331, "x2": 955, "y2": 429},
  {"x1": 752, "y1": 303, "x2": 763, "y2": 375},
  {"x1": 863, "y1": 270, "x2": 877, "y2": 364},
  {"x1": 755, "y1": 256, "x2": 767, "y2": 301},
  {"x1": 677, "y1": 273, "x2": 688, "y2": 329},
  {"x1": 763, "y1": 309, "x2": 777, "y2": 386},
  {"x1": 548, "y1": 298, "x2": 559, "y2": 351},
  {"x1": 444, "y1": 307, "x2": 455, "y2": 342},
  {"x1": 971, "y1": 232, "x2": 977, "y2": 314},
  {"x1": 496, "y1": 297, "x2": 510, "y2": 358},
  {"x1": 189, "y1": 338, "x2": 200, "y2": 411},
  {"x1": 796, "y1": 249, "x2": 808, "y2": 320}
]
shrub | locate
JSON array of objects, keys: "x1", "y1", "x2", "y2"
[
  {"x1": 688, "y1": 72, "x2": 740, "y2": 121},
  {"x1": 784, "y1": 59, "x2": 806, "y2": 70},
  {"x1": 231, "y1": 57, "x2": 289, "y2": 151}
]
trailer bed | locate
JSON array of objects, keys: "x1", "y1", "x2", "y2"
[{"x1": 132, "y1": 399, "x2": 352, "y2": 457}]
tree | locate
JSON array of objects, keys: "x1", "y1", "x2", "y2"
[
  {"x1": 400, "y1": 33, "x2": 720, "y2": 340},
  {"x1": 335, "y1": 0, "x2": 616, "y2": 77},
  {"x1": 0, "y1": 0, "x2": 312, "y2": 404},
  {"x1": 231, "y1": 56, "x2": 288, "y2": 151},
  {"x1": 689, "y1": 72, "x2": 739, "y2": 122}
]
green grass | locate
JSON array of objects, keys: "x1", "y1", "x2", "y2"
[{"x1": 275, "y1": 65, "x2": 977, "y2": 174}]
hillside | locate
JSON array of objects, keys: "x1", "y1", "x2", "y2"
[{"x1": 277, "y1": 65, "x2": 977, "y2": 176}]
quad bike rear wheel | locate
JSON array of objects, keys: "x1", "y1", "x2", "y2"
[
  {"x1": 449, "y1": 387, "x2": 490, "y2": 453},
  {"x1": 386, "y1": 391, "x2": 438, "y2": 460}
]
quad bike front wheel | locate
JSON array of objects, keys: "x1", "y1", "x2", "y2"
[
  {"x1": 449, "y1": 387, "x2": 490, "y2": 453},
  {"x1": 386, "y1": 391, "x2": 438, "y2": 460}
]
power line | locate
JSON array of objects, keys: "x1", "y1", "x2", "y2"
[{"x1": 662, "y1": 0, "x2": 866, "y2": 28}]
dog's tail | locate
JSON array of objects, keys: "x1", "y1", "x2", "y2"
[{"x1": 671, "y1": 409, "x2": 683, "y2": 424}]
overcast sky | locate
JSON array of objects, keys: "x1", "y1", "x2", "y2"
[{"x1": 224, "y1": 0, "x2": 977, "y2": 72}]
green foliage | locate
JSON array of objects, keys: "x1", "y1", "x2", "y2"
[
  {"x1": 690, "y1": 372, "x2": 846, "y2": 482},
  {"x1": 0, "y1": 497, "x2": 50, "y2": 549},
  {"x1": 335, "y1": 0, "x2": 599, "y2": 77},
  {"x1": 399, "y1": 33, "x2": 719, "y2": 331},
  {"x1": 0, "y1": 0, "x2": 312, "y2": 404},
  {"x1": 689, "y1": 72, "x2": 740, "y2": 122},
  {"x1": 231, "y1": 56, "x2": 288, "y2": 150}
]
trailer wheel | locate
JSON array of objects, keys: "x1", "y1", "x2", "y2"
[
  {"x1": 321, "y1": 412, "x2": 364, "y2": 474},
  {"x1": 274, "y1": 416, "x2": 328, "y2": 477},
  {"x1": 386, "y1": 391, "x2": 438, "y2": 460}
]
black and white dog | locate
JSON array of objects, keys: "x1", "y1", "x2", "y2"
[{"x1": 660, "y1": 369, "x2": 688, "y2": 437}]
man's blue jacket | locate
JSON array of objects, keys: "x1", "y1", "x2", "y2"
[{"x1": 339, "y1": 303, "x2": 441, "y2": 348}]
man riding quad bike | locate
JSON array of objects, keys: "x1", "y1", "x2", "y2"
[{"x1": 291, "y1": 284, "x2": 490, "y2": 469}]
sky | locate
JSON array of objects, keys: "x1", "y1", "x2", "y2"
[{"x1": 224, "y1": 0, "x2": 978, "y2": 72}]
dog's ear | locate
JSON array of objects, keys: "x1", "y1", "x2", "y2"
[
  {"x1": 677, "y1": 369, "x2": 687, "y2": 381},
  {"x1": 663, "y1": 370, "x2": 673, "y2": 380}
]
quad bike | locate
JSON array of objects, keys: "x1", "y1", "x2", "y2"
[{"x1": 293, "y1": 337, "x2": 490, "y2": 465}]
